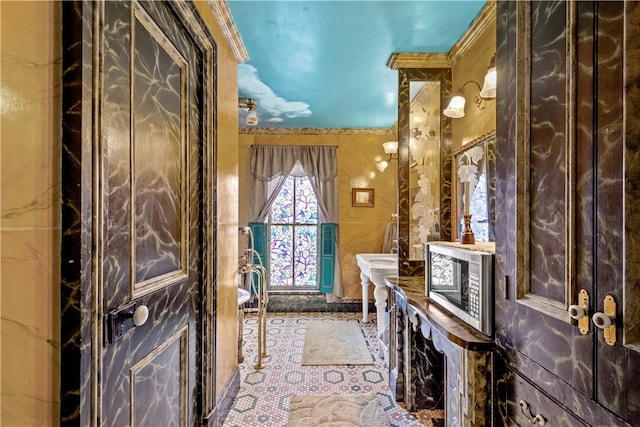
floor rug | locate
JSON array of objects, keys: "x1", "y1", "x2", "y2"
[
  {"x1": 287, "y1": 394, "x2": 391, "y2": 427},
  {"x1": 302, "y1": 319, "x2": 374, "y2": 365}
]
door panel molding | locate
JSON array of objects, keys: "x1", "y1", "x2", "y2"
[
  {"x1": 514, "y1": 0, "x2": 577, "y2": 324},
  {"x1": 498, "y1": 0, "x2": 593, "y2": 398},
  {"x1": 131, "y1": 1, "x2": 190, "y2": 299},
  {"x1": 130, "y1": 325, "x2": 189, "y2": 427}
]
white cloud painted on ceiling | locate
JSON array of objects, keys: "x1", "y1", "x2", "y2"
[{"x1": 238, "y1": 64, "x2": 312, "y2": 121}]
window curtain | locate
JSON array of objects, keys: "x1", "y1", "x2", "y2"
[{"x1": 249, "y1": 145, "x2": 343, "y2": 301}]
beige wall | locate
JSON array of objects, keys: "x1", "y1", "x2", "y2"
[
  {"x1": 238, "y1": 132, "x2": 397, "y2": 300},
  {"x1": 194, "y1": 1, "x2": 241, "y2": 401},
  {"x1": 1, "y1": 1, "x2": 62, "y2": 425},
  {"x1": 451, "y1": 19, "x2": 497, "y2": 150}
]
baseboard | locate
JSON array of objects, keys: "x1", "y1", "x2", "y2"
[
  {"x1": 203, "y1": 366, "x2": 240, "y2": 427},
  {"x1": 256, "y1": 293, "x2": 376, "y2": 314}
]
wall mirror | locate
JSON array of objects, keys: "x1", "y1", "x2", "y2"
[
  {"x1": 451, "y1": 130, "x2": 496, "y2": 242},
  {"x1": 396, "y1": 66, "x2": 452, "y2": 276},
  {"x1": 408, "y1": 81, "x2": 442, "y2": 259}
]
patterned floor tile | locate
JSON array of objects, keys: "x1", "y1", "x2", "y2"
[{"x1": 221, "y1": 312, "x2": 443, "y2": 427}]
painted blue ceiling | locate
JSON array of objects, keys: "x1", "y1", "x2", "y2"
[{"x1": 228, "y1": 1, "x2": 487, "y2": 128}]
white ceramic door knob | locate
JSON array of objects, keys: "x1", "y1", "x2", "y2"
[
  {"x1": 133, "y1": 305, "x2": 149, "y2": 327},
  {"x1": 592, "y1": 312, "x2": 613, "y2": 329},
  {"x1": 568, "y1": 305, "x2": 587, "y2": 320}
]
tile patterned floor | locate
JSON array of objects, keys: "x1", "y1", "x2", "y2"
[{"x1": 221, "y1": 312, "x2": 443, "y2": 427}]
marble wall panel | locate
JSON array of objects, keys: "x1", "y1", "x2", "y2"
[
  {"x1": 0, "y1": 1, "x2": 61, "y2": 425},
  {"x1": 1, "y1": 230, "x2": 61, "y2": 425},
  {"x1": 60, "y1": 2, "x2": 94, "y2": 423}
]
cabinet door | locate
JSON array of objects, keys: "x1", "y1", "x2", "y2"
[
  {"x1": 496, "y1": 1, "x2": 640, "y2": 424},
  {"x1": 591, "y1": 2, "x2": 640, "y2": 421},
  {"x1": 497, "y1": 0, "x2": 593, "y2": 392}
]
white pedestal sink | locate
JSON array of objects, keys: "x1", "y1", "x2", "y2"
[
  {"x1": 238, "y1": 288, "x2": 250, "y2": 305},
  {"x1": 355, "y1": 253, "x2": 398, "y2": 358}
]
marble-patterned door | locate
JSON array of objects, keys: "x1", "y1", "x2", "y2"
[
  {"x1": 496, "y1": 1, "x2": 640, "y2": 425},
  {"x1": 61, "y1": 1, "x2": 216, "y2": 425}
]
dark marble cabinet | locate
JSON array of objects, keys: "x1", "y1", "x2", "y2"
[
  {"x1": 386, "y1": 277, "x2": 493, "y2": 426},
  {"x1": 495, "y1": 1, "x2": 640, "y2": 426}
]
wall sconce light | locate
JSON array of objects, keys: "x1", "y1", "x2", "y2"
[
  {"x1": 443, "y1": 54, "x2": 497, "y2": 119},
  {"x1": 376, "y1": 160, "x2": 390, "y2": 172},
  {"x1": 377, "y1": 141, "x2": 398, "y2": 172},
  {"x1": 238, "y1": 97, "x2": 258, "y2": 126},
  {"x1": 382, "y1": 141, "x2": 398, "y2": 159},
  {"x1": 479, "y1": 54, "x2": 497, "y2": 99},
  {"x1": 443, "y1": 82, "x2": 482, "y2": 118}
]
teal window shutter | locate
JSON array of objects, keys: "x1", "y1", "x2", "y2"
[
  {"x1": 249, "y1": 222, "x2": 267, "y2": 295},
  {"x1": 318, "y1": 223, "x2": 337, "y2": 293}
]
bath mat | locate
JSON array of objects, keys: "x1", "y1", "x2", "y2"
[
  {"x1": 287, "y1": 394, "x2": 391, "y2": 427},
  {"x1": 302, "y1": 320, "x2": 374, "y2": 365}
]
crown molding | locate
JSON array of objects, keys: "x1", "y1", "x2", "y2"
[
  {"x1": 239, "y1": 127, "x2": 395, "y2": 136},
  {"x1": 387, "y1": 52, "x2": 451, "y2": 70},
  {"x1": 448, "y1": 0, "x2": 496, "y2": 66},
  {"x1": 206, "y1": 0, "x2": 249, "y2": 63}
]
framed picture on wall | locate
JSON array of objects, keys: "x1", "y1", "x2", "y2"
[{"x1": 352, "y1": 188, "x2": 375, "y2": 207}]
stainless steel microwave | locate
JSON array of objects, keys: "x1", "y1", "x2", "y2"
[{"x1": 425, "y1": 243, "x2": 494, "y2": 336}]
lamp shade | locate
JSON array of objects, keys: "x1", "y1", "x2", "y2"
[
  {"x1": 479, "y1": 54, "x2": 497, "y2": 99},
  {"x1": 246, "y1": 109, "x2": 258, "y2": 126},
  {"x1": 376, "y1": 160, "x2": 389, "y2": 172},
  {"x1": 479, "y1": 68, "x2": 496, "y2": 99},
  {"x1": 443, "y1": 94, "x2": 466, "y2": 118},
  {"x1": 382, "y1": 141, "x2": 398, "y2": 155}
]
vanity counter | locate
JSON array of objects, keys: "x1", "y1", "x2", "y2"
[
  {"x1": 385, "y1": 276, "x2": 494, "y2": 426},
  {"x1": 385, "y1": 276, "x2": 494, "y2": 351}
]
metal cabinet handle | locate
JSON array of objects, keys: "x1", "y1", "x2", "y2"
[
  {"x1": 592, "y1": 294, "x2": 616, "y2": 346},
  {"x1": 568, "y1": 305, "x2": 587, "y2": 319},
  {"x1": 568, "y1": 289, "x2": 589, "y2": 334},
  {"x1": 592, "y1": 312, "x2": 613, "y2": 329},
  {"x1": 519, "y1": 400, "x2": 546, "y2": 425}
]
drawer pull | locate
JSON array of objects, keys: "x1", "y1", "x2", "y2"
[{"x1": 519, "y1": 399, "x2": 546, "y2": 425}]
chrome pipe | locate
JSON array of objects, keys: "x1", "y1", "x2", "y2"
[
  {"x1": 246, "y1": 263, "x2": 269, "y2": 370},
  {"x1": 256, "y1": 265, "x2": 268, "y2": 358}
]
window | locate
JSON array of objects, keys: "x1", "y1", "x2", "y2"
[
  {"x1": 248, "y1": 145, "x2": 340, "y2": 296},
  {"x1": 268, "y1": 175, "x2": 319, "y2": 290}
]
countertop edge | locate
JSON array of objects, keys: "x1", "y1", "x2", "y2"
[{"x1": 385, "y1": 276, "x2": 495, "y2": 352}]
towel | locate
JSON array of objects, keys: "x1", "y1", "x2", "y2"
[{"x1": 382, "y1": 221, "x2": 396, "y2": 253}]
